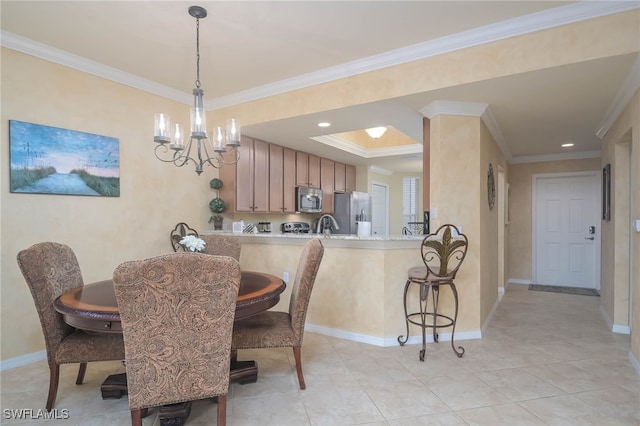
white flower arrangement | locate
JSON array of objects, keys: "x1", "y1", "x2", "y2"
[{"x1": 179, "y1": 235, "x2": 206, "y2": 253}]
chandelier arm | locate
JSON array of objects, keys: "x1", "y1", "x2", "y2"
[
  {"x1": 219, "y1": 146, "x2": 241, "y2": 165},
  {"x1": 198, "y1": 139, "x2": 224, "y2": 169}
]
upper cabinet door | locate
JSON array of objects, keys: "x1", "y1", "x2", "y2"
[
  {"x1": 235, "y1": 138, "x2": 254, "y2": 212},
  {"x1": 252, "y1": 139, "x2": 269, "y2": 212},
  {"x1": 269, "y1": 144, "x2": 284, "y2": 213},
  {"x1": 334, "y1": 162, "x2": 346, "y2": 193},
  {"x1": 308, "y1": 155, "x2": 321, "y2": 189},
  {"x1": 346, "y1": 164, "x2": 356, "y2": 192},
  {"x1": 320, "y1": 158, "x2": 334, "y2": 213},
  {"x1": 296, "y1": 151, "x2": 309, "y2": 186},
  {"x1": 283, "y1": 148, "x2": 296, "y2": 213}
]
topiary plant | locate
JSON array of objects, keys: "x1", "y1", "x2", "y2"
[{"x1": 208, "y1": 179, "x2": 226, "y2": 229}]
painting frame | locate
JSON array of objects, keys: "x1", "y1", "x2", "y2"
[
  {"x1": 9, "y1": 120, "x2": 120, "y2": 197},
  {"x1": 602, "y1": 163, "x2": 611, "y2": 221}
]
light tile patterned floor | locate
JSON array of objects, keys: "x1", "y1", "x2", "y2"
[{"x1": 1, "y1": 284, "x2": 638, "y2": 425}]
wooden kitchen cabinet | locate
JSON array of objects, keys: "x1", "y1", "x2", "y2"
[
  {"x1": 334, "y1": 162, "x2": 346, "y2": 193},
  {"x1": 346, "y1": 164, "x2": 356, "y2": 192},
  {"x1": 283, "y1": 148, "x2": 296, "y2": 213},
  {"x1": 269, "y1": 144, "x2": 284, "y2": 212},
  {"x1": 295, "y1": 151, "x2": 308, "y2": 186},
  {"x1": 308, "y1": 155, "x2": 320, "y2": 188},
  {"x1": 320, "y1": 157, "x2": 334, "y2": 213},
  {"x1": 220, "y1": 137, "x2": 355, "y2": 215},
  {"x1": 235, "y1": 137, "x2": 268, "y2": 212},
  {"x1": 296, "y1": 151, "x2": 320, "y2": 188}
]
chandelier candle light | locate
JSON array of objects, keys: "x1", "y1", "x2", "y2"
[{"x1": 153, "y1": 5, "x2": 241, "y2": 175}]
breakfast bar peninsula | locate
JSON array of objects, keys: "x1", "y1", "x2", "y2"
[{"x1": 202, "y1": 231, "x2": 480, "y2": 347}]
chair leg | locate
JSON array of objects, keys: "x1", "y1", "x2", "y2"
[
  {"x1": 292, "y1": 347, "x2": 306, "y2": 390},
  {"x1": 449, "y1": 283, "x2": 465, "y2": 358},
  {"x1": 432, "y1": 285, "x2": 440, "y2": 343},
  {"x1": 217, "y1": 394, "x2": 227, "y2": 426},
  {"x1": 131, "y1": 409, "x2": 142, "y2": 426},
  {"x1": 76, "y1": 362, "x2": 87, "y2": 385},
  {"x1": 46, "y1": 363, "x2": 60, "y2": 411},
  {"x1": 397, "y1": 279, "x2": 412, "y2": 346},
  {"x1": 418, "y1": 284, "x2": 430, "y2": 362}
]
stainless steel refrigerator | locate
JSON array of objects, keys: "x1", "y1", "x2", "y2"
[{"x1": 333, "y1": 191, "x2": 371, "y2": 235}]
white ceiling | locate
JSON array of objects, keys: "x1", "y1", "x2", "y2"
[{"x1": 2, "y1": 1, "x2": 639, "y2": 173}]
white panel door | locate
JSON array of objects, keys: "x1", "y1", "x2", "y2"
[
  {"x1": 535, "y1": 174, "x2": 599, "y2": 288},
  {"x1": 371, "y1": 183, "x2": 388, "y2": 236}
]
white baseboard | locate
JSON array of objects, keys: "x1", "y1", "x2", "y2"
[
  {"x1": 0, "y1": 350, "x2": 46, "y2": 372},
  {"x1": 508, "y1": 278, "x2": 533, "y2": 285},
  {"x1": 305, "y1": 323, "x2": 481, "y2": 347},
  {"x1": 481, "y1": 296, "x2": 501, "y2": 336},
  {"x1": 630, "y1": 350, "x2": 640, "y2": 378},
  {"x1": 599, "y1": 305, "x2": 631, "y2": 334}
]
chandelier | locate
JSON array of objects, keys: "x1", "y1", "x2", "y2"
[{"x1": 153, "y1": 5, "x2": 240, "y2": 175}]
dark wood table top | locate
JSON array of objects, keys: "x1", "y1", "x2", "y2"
[{"x1": 54, "y1": 271, "x2": 286, "y2": 333}]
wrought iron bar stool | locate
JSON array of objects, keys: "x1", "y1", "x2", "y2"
[{"x1": 397, "y1": 224, "x2": 468, "y2": 361}]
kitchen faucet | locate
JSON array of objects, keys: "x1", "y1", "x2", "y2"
[{"x1": 316, "y1": 214, "x2": 340, "y2": 234}]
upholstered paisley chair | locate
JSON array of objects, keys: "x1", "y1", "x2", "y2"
[
  {"x1": 16, "y1": 242, "x2": 125, "y2": 411},
  {"x1": 170, "y1": 222, "x2": 199, "y2": 252},
  {"x1": 232, "y1": 238, "x2": 324, "y2": 390},
  {"x1": 200, "y1": 234, "x2": 241, "y2": 260},
  {"x1": 397, "y1": 224, "x2": 468, "y2": 361},
  {"x1": 113, "y1": 253, "x2": 241, "y2": 426}
]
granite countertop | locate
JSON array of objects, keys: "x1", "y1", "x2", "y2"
[
  {"x1": 200, "y1": 230, "x2": 423, "y2": 249},
  {"x1": 201, "y1": 230, "x2": 423, "y2": 242}
]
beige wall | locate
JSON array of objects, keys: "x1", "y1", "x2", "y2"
[
  {"x1": 479, "y1": 121, "x2": 508, "y2": 323},
  {"x1": 237, "y1": 239, "x2": 427, "y2": 340},
  {"x1": 1, "y1": 49, "x2": 215, "y2": 360},
  {"x1": 507, "y1": 158, "x2": 602, "y2": 282},
  {"x1": 600, "y1": 89, "x2": 639, "y2": 362},
  {"x1": 429, "y1": 115, "x2": 508, "y2": 330}
]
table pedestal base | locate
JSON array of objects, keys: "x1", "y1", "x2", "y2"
[
  {"x1": 230, "y1": 360, "x2": 258, "y2": 384},
  {"x1": 158, "y1": 401, "x2": 192, "y2": 426},
  {"x1": 100, "y1": 373, "x2": 127, "y2": 399},
  {"x1": 101, "y1": 360, "x2": 258, "y2": 426}
]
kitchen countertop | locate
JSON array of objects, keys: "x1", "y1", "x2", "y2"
[{"x1": 200, "y1": 230, "x2": 423, "y2": 249}]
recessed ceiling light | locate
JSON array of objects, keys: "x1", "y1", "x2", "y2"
[
  {"x1": 317, "y1": 122, "x2": 331, "y2": 128},
  {"x1": 561, "y1": 143, "x2": 574, "y2": 147},
  {"x1": 365, "y1": 126, "x2": 387, "y2": 139}
]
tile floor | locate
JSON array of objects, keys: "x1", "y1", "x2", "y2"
[{"x1": 1, "y1": 284, "x2": 639, "y2": 425}]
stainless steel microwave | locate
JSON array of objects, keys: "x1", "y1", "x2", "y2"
[{"x1": 296, "y1": 187, "x2": 323, "y2": 213}]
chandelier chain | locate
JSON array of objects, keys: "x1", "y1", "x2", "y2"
[{"x1": 195, "y1": 17, "x2": 201, "y2": 89}]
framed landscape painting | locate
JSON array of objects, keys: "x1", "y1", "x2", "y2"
[{"x1": 9, "y1": 120, "x2": 120, "y2": 197}]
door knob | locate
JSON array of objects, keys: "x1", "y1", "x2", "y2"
[{"x1": 585, "y1": 237, "x2": 595, "y2": 240}]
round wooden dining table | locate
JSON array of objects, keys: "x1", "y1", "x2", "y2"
[
  {"x1": 54, "y1": 270, "x2": 285, "y2": 426},
  {"x1": 54, "y1": 271, "x2": 285, "y2": 333}
]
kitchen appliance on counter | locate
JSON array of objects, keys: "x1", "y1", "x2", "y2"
[
  {"x1": 333, "y1": 191, "x2": 371, "y2": 235},
  {"x1": 295, "y1": 187, "x2": 323, "y2": 213},
  {"x1": 257, "y1": 222, "x2": 272, "y2": 233},
  {"x1": 281, "y1": 221, "x2": 311, "y2": 234}
]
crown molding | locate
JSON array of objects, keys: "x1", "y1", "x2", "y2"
[
  {"x1": 0, "y1": 31, "x2": 191, "y2": 105},
  {"x1": 368, "y1": 165, "x2": 393, "y2": 176},
  {"x1": 510, "y1": 150, "x2": 601, "y2": 164},
  {"x1": 420, "y1": 100, "x2": 512, "y2": 162},
  {"x1": 2, "y1": 2, "x2": 636, "y2": 110},
  {"x1": 595, "y1": 55, "x2": 640, "y2": 139},
  {"x1": 311, "y1": 135, "x2": 422, "y2": 159},
  {"x1": 420, "y1": 100, "x2": 488, "y2": 118}
]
